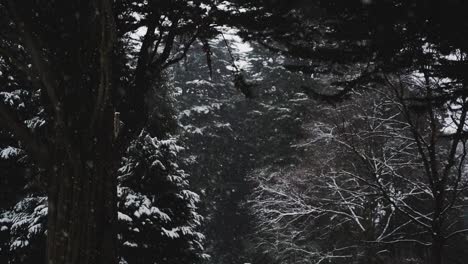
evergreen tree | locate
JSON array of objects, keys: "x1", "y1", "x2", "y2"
[
  {"x1": 0, "y1": 1, "x2": 222, "y2": 262},
  {"x1": 117, "y1": 131, "x2": 206, "y2": 264}
]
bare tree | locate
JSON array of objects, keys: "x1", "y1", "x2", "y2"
[{"x1": 249, "y1": 74, "x2": 468, "y2": 264}]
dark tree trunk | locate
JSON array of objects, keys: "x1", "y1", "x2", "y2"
[
  {"x1": 46, "y1": 114, "x2": 118, "y2": 264},
  {"x1": 431, "y1": 237, "x2": 443, "y2": 264},
  {"x1": 46, "y1": 157, "x2": 117, "y2": 264},
  {"x1": 431, "y1": 208, "x2": 444, "y2": 264}
]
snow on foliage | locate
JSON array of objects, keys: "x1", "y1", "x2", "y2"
[
  {"x1": 0, "y1": 131, "x2": 205, "y2": 263},
  {"x1": 0, "y1": 197, "x2": 47, "y2": 262},
  {"x1": 180, "y1": 103, "x2": 223, "y2": 118},
  {"x1": 24, "y1": 116, "x2": 46, "y2": 130},
  {"x1": 0, "y1": 146, "x2": 23, "y2": 160},
  {"x1": 117, "y1": 130, "x2": 205, "y2": 263},
  {"x1": 0, "y1": 90, "x2": 25, "y2": 108}
]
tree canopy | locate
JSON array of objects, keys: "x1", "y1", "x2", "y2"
[{"x1": 1, "y1": 1, "x2": 468, "y2": 264}]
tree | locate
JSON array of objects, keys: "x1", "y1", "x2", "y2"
[
  {"x1": 0, "y1": 49, "x2": 47, "y2": 264},
  {"x1": 117, "y1": 131, "x2": 206, "y2": 264},
  {"x1": 231, "y1": 4, "x2": 468, "y2": 262},
  {"x1": 172, "y1": 27, "x2": 314, "y2": 264},
  {"x1": 0, "y1": 1, "x2": 220, "y2": 263},
  {"x1": 249, "y1": 76, "x2": 468, "y2": 263},
  {"x1": 2, "y1": 1, "x2": 468, "y2": 263},
  {"x1": 0, "y1": 131, "x2": 205, "y2": 264}
]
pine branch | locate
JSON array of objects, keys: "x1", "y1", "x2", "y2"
[{"x1": 0, "y1": 100, "x2": 49, "y2": 167}]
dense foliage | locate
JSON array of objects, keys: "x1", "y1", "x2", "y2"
[{"x1": 1, "y1": 1, "x2": 468, "y2": 264}]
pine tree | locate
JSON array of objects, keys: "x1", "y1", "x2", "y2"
[
  {"x1": 0, "y1": 1, "x2": 220, "y2": 262},
  {"x1": 117, "y1": 131, "x2": 206, "y2": 264}
]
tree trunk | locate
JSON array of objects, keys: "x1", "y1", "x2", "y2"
[
  {"x1": 431, "y1": 222, "x2": 444, "y2": 264},
  {"x1": 431, "y1": 238, "x2": 443, "y2": 264},
  {"x1": 431, "y1": 186, "x2": 445, "y2": 264},
  {"x1": 46, "y1": 128, "x2": 118, "y2": 264}
]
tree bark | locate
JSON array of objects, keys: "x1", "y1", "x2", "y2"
[
  {"x1": 46, "y1": 122, "x2": 118, "y2": 264},
  {"x1": 431, "y1": 215, "x2": 444, "y2": 264},
  {"x1": 431, "y1": 237, "x2": 443, "y2": 264}
]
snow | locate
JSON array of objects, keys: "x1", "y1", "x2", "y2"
[
  {"x1": 192, "y1": 105, "x2": 211, "y2": 114},
  {"x1": 217, "y1": 1, "x2": 255, "y2": 14},
  {"x1": 199, "y1": 3, "x2": 211, "y2": 11},
  {"x1": 182, "y1": 109, "x2": 192, "y2": 117},
  {"x1": 179, "y1": 226, "x2": 192, "y2": 235},
  {"x1": 182, "y1": 190, "x2": 200, "y2": 203},
  {"x1": 215, "y1": 26, "x2": 254, "y2": 72},
  {"x1": 0, "y1": 91, "x2": 22, "y2": 107},
  {"x1": 192, "y1": 127, "x2": 204, "y2": 135},
  {"x1": 123, "y1": 241, "x2": 138, "y2": 248},
  {"x1": 25, "y1": 116, "x2": 46, "y2": 130},
  {"x1": 150, "y1": 207, "x2": 171, "y2": 222},
  {"x1": 118, "y1": 212, "x2": 133, "y2": 223},
  {"x1": 134, "y1": 204, "x2": 151, "y2": 218},
  {"x1": 152, "y1": 159, "x2": 166, "y2": 170},
  {"x1": 162, "y1": 227, "x2": 180, "y2": 239},
  {"x1": 119, "y1": 257, "x2": 129, "y2": 264},
  {"x1": 159, "y1": 139, "x2": 185, "y2": 153},
  {"x1": 10, "y1": 239, "x2": 28, "y2": 250},
  {"x1": 214, "y1": 122, "x2": 232, "y2": 130},
  {"x1": 27, "y1": 224, "x2": 42, "y2": 236},
  {"x1": 180, "y1": 103, "x2": 223, "y2": 118},
  {"x1": 186, "y1": 79, "x2": 214, "y2": 86},
  {"x1": 0, "y1": 146, "x2": 22, "y2": 159}
]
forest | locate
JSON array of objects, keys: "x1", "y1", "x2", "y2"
[{"x1": 0, "y1": 1, "x2": 468, "y2": 264}]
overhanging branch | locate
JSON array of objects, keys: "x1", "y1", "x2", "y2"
[
  {"x1": 6, "y1": 0, "x2": 61, "y2": 118},
  {"x1": 0, "y1": 101, "x2": 49, "y2": 167}
]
